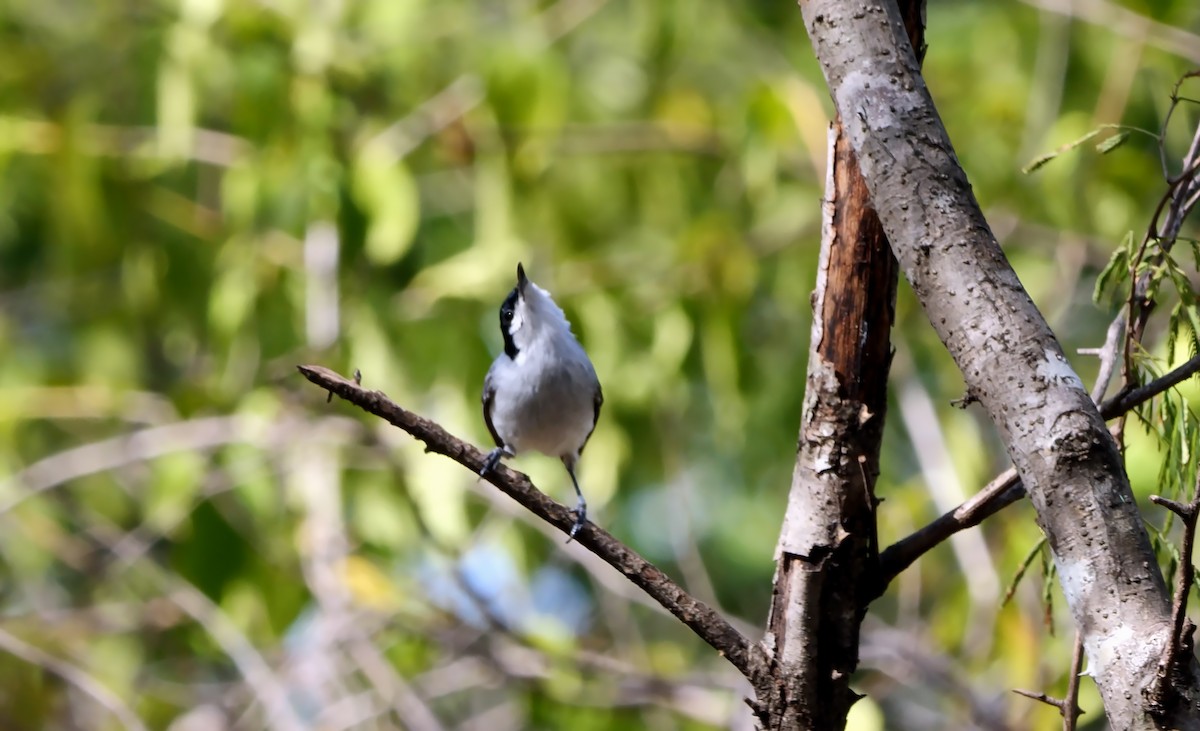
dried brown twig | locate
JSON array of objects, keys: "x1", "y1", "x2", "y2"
[
  {"x1": 1012, "y1": 686, "x2": 1083, "y2": 719},
  {"x1": 1063, "y1": 632, "x2": 1086, "y2": 731},
  {"x1": 295, "y1": 365, "x2": 765, "y2": 681},
  {"x1": 1146, "y1": 483, "x2": 1200, "y2": 715},
  {"x1": 1011, "y1": 632, "x2": 1087, "y2": 729}
]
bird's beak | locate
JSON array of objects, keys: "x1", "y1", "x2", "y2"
[{"x1": 516, "y1": 262, "x2": 529, "y2": 294}]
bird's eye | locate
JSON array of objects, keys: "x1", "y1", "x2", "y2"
[{"x1": 498, "y1": 289, "x2": 520, "y2": 334}]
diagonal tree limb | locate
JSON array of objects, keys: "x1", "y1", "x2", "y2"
[
  {"x1": 877, "y1": 101, "x2": 1200, "y2": 594},
  {"x1": 295, "y1": 365, "x2": 765, "y2": 683}
]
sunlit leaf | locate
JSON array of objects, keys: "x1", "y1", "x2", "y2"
[
  {"x1": 352, "y1": 144, "x2": 420, "y2": 265},
  {"x1": 1096, "y1": 131, "x2": 1131, "y2": 154},
  {"x1": 1021, "y1": 129, "x2": 1102, "y2": 173}
]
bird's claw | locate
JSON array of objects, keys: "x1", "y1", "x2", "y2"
[
  {"x1": 565, "y1": 499, "x2": 588, "y2": 544},
  {"x1": 480, "y1": 448, "x2": 504, "y2": 477}
]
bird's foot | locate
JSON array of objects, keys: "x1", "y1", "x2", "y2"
[
  {"x1": 566, "y1": 496, "x2": 588, "y2": 543},
  {"x1": 480, "y1": 448, "x2": 505, "y2": 477}
]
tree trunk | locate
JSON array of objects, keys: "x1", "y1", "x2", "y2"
[
  {"x1": 795, "y1": 0, "x2": 1200, "y2": 728},
  {"x1": 759, "y1": 4, "x2": 923, "y2": 728}
]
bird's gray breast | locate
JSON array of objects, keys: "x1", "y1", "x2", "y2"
[{"x1": 488, "y1": 346, "x2": 597, "y2": 459}]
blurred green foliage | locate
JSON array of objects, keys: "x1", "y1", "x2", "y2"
[{"x1": 0, "y1": 0, "x2": 1197, "y2": 728}]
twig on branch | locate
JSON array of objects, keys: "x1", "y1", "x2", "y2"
[
  {"x1": 1012, "y1": 687, "x2": 1083, "y2": 719},
  {"x1": 877, "y1": 352, "x2": 1200, "y2": 589},
  {"x1": 1064, "y1": 632, "x2": 1085, "y2": 731},
  {"x1": 295, "y1": 365, "x2": 764, "y2": 681},
  {"x1": 1147, "y1": 483, "x2": 1200, "y2": 713},
  {"x1": 1099, "y1": 353, "x2": 1200, "y2": 420},
  {"x1": 1081, "y1": 311, "x2": 1127, "y2": 402},
  {"x1": 1125, "y1": 116, "x2": 1200, "y2": 373}
]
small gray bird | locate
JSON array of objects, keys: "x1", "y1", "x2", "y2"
[{"x1": 480, "y1": 263, "x2": 603, "y2": 539}]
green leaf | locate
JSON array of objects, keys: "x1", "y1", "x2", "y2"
[
  {"x1": 352, "y1": 145, "x2": 420, "y2": 266},
  {"x1": 1096, "y1": 131, "x2": 1131, "y2": 154},
  {"x1": 1001, "y1": 537, "x2": 1046, "y2": 607},
  {"x1": 1093, "y1": 234, "x2": 1132, "y2": 303},
  {"x1": 1186, "y1": 307, "x2": 1200, "y2": 358},
  {"x1": 1021, "y1": 129, "x2": 1102, "y2": 173},
  {"x1": 1040, "y1": 544, "x2": 1056, "y2": 634},
  {"x1": 1167, "y1": 302, "x2": 1182, "y2": 371}
]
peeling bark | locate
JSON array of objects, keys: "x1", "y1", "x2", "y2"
[
  {"x1": 796, "y1": 0, "x2": 1200, "y2": 727},
  {"x1": 761, "y1": 53, "x2": 905, "y2": 731},
  {"x1": 759, "y1": 4, "x2": 922, "y2": 728}
]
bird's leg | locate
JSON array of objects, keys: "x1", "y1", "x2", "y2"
[
  {"x1": 480, "y1": 446, "x2": 512, "y2": 477},
  {"x1": 564, "y1": 461, "x2": 588, "y2": 541}
]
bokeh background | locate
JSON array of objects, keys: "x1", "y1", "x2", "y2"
[{"x1": 1, "y1": 0, "x2": 1198, "y2": 729}]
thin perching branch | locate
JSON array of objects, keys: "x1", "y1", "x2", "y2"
[
  {"x1": 295, "y1": 365, "x2": 765, "y2": 682},
  {"x1": 0, "y1": 626, "x2": 150, "y2": 731}
]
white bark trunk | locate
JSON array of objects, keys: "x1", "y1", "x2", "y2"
[{"x1": 797, "y1": 0, "x2": 1197, "y2": 727}]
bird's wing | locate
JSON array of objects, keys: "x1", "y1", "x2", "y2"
[
  {"x1": 579, "y1": 383, "x2": 603, "y2": 455},
  {"x1": 481, "y1": 368, "x2": 505, "y2": 448}
]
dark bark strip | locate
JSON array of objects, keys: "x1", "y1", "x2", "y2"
[
  {"x1": 757, "y1": 126, "x2": 895, "y2": 730},
  {"x1": 796, "y1": 0, "x2": 1200, "y2": 727},
  {"x1": 758, "y1": 5, "x2": 921, "y2": 728}
]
